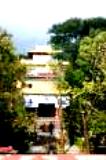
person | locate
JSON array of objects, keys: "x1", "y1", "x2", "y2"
[
  {"x1": 48, "y1": 122, "x2": 54, "y2": 135},
  {"x1": 40, "y1": 123, "x2": 48, "y2": 132}
]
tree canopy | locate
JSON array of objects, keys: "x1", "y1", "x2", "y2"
[
  {"x1": 49, "y1": 18, "x2": 106, "y2": 146},
  {"x1": 49, "y1": 17, "x2": 106, "y2": 62},
  {"x1": 0, "y1": 28, "x2": 29, "y2": 150}
]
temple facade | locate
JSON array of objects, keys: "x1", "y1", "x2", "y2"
[{"x1": 21, "y1": 45, "x2": 69, "y2": 134}]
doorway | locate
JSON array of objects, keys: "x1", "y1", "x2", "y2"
[{"x1": 38, "y1": 103, "x2": 55, "y2": 117}]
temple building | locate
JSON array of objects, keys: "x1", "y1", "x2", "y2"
[{"x1": 21, "y1": 45, "x2": 69, "y2": 134}]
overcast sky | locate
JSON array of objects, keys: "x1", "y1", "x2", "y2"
[{"x1": 0, "y1": 0, "x2": 106, "y2": 53}]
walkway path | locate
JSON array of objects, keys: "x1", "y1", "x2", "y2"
[{"x1": 0, "y1": 154, "x2": 105, "y2": 160}]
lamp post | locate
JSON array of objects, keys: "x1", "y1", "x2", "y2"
[
  {"x1": 34, "y1": 107, "x2": 37, "y2": 133},
  {"x1": 81, "y1": 111, "x2": 90, "y2": 153},
  {"x1": 58, "y1": 96, "x2": 64, "y2": 153},
  {"x1": 28, "y1": 99, "x2": 37, "y2": 138}
]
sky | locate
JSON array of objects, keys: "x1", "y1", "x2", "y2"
[{"x1": 0, "y1": 0, "x2": 106, "y2": 53}]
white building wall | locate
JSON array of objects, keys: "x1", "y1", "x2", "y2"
[
  {"x1": 22, "y1": 45, "x2": 69, "y2": 110},
  {"x1": 24, "y1": 94, "x2": 69, "y2": 109},
  {"x1": 33, "y1": 55, "x2": 52, "y2": 64}
]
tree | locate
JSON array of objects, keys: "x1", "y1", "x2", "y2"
[
  {"x1": 78, "y1": 31, "x2": 106, "y2": 129},
  {"x1": 64, "y1": 31, "x2": 106, "y2": 148},
  {"x1": 49, "y1": 17, "x2": 106, "y2": 62},
  {"x1": 49, "y1": 18, "x2": 106, "y2": 147},
  {"x1": 0, "y1": 28, "x2": 29, "y2": 150}
]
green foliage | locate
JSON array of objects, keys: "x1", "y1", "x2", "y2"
[
  {"x1": 0, "y1": 28, "x2": 30, "y2": 151},
  {"x1": 49, "y1": 18, "x2": 106, "y2": 145},
  {"x1": 49, "y1": 17, "x2": 106, "y2": 61},
  {"x1": 89, "y1": 110, "x2": 106, "y2": 134},
  {"x1": 63, "y1": 97, "x2": 82, "y2": 145},
  {"x1": 65, "y1": 68, "x2": 85, "y2": 88}
]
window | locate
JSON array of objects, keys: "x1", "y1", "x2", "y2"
[{"x1": 28, "y1": 84, "x2": 32, "y2": 88}]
